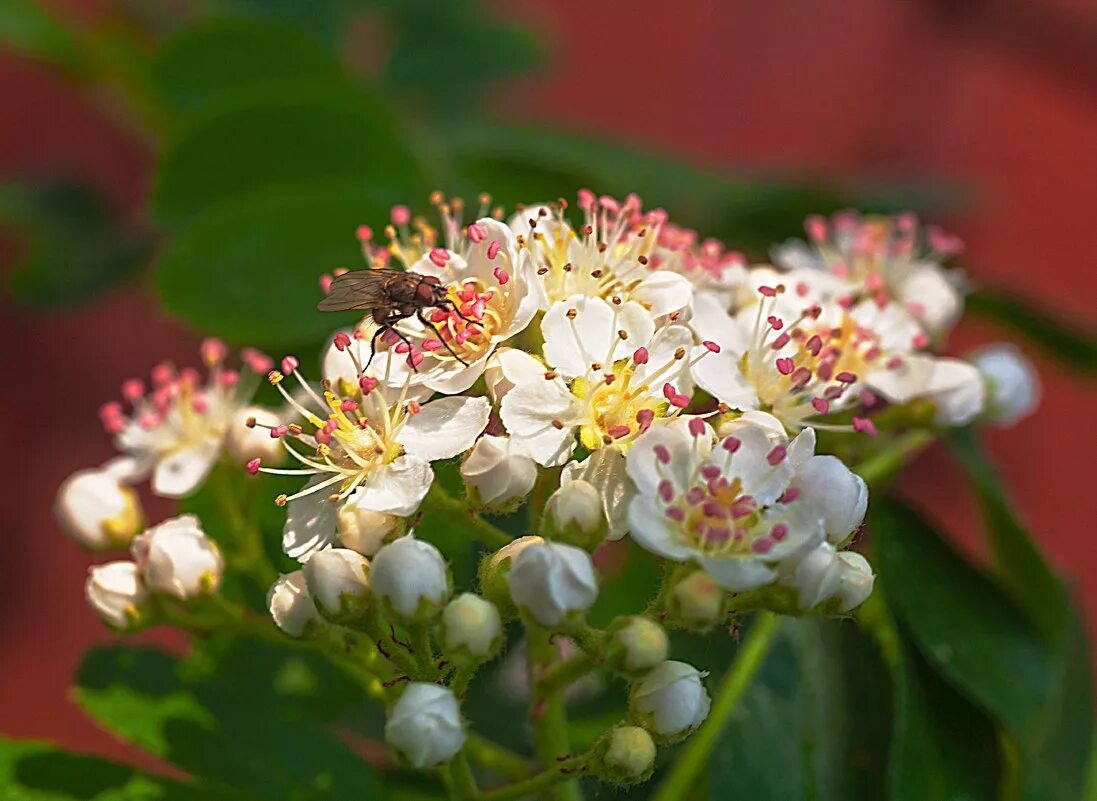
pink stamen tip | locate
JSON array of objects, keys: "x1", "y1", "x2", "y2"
[
  {"x1": 607, "y1": 424, "x2": 631, "y2": 439},
  {"x1": 790, "y1": 367, "x2": 812, "y2": 387},
  {"x1": 671, "y1": 394, "x2": 691, "y2": 409},
  {"x1": 246, "y1": 458, "x2": 261, "y2": 475},
  {"x1": 493, "y1": 267, "x2": 510, "y2": 285},
  {"x1": 180, "y1": 367, "x2": 200, "y2": 387},
  {"x1": 487, "y1": 240, "x2": 501, "y2": 260},
  {"x1": 218, "y1": 370, "x2": 239, "y2": 388},
  {"x1": 636, "y1": 408, "x2": 655, "y2": 427},
  {"x1": 394, "y1": 342, "x2": 410, "y2": 354},
  {"x1": 429, "y1": 309, "x2": 448, "y2": 323},
  {"x1": 407, "y1": 351, "x2": 425, "y2": 368},
  {"x1": 468, "y1": 223, "x2": 487, "y2": 243},
  {"x1": 752, "y1": 537, "x2": 774, "y2": 554},
  {"x1": 702, "y1": 340, "x2": 721, "y2": 353},
  {"x1": 658, "y1": 479, "x2": 674, "y2": 502},
  {"x1": 121, "y1": 379, "x2": 145, "y2": 402},
  {"x1": 811, "y1": 397, "x2": 830, "y2": 415},
  {"x1": 429, "y1": 247, "x2": 450, "y2": 267},
  {"x1": 705, "y1": 527, "x2": 731, "y2": 544},
  {"x1": 632, "y1": 347, "x2": 649, "y2": 365},
  {"x1": 200, "y1": 337, "x2": 227, "y2": 365},
  {"x1": 776, "y1": 357, "x2": 795, "y2": 375},
  {"x1": 271, "y1": 424, "x2": 289, "y2": 439},
  {"x1": 853, "y1": 417, "x2": 878, "y2": 436},
  {"x1": 770, "y1": 524, "x2": 789, "y2": 541},
  {"x1": 805, "y1": 214, "x2": 827, "y2": 243},
  {"x1": 780, "y1": 488, "x2": 800, "y2": 503},
  {"x1": 688, "y1": 418, "x2": 706, "y2": 437},
  {"x1": 686, "y1": 487, "x2": 706, "y2": 505},
  {"x1": 665, "y1": 507, "x2": 685, "y2": 522},
  {"x1": 359, "y1": 376, "x2": 378, "y2": 393},
  {"x1": 406, "y1": 400, "x2": 422, "y2": 415},
  {"x1": 191, "y1": 397, "x2": 209, "y2": 414},
  {"x1": 243, "y1": 348, "x2": 273, "y2": 373},
  {"x1": 319, "y1": 274, "x2": 333, "y2": 293},
  {"x1": 767, "y1": 316, "x2": 784, "y2": 331},
  {"x1": 700, "y1": 465, "x2": 721, "y2": 480},
  {"x1": 767, "y1": 445, "x2": 788, "y2": 465},
  {"x1": 422, "y1": 338, "x2": 443, "y2": 352},
  {"x1": 866, "y1": 273, "x2": 885, "y2": 291},
  {"x1": 771, "y1": 332, "x2": 791, "y2": 350},
  {"x1": 662, "y1": 382, "x2": 676, "y2": 400},
  {"x1": 722, "y1": 436, "x2": 741, "y2": 452},
  {"x1": 758, "y1": 285, "x2": 778, "y2": 297},
  {"x1": 333, "y1": 333, "x2": 352, "y2": 352},
  {"x1": 151, "y1": 363, "x2": 174, "y2": 387},
  {"x1": 340, "y1": 400, "x2": 359, "y2": 412},
  {"x1": 836, "y1": 371, "x2": 857, "y2": 384},
  {"x1": 355, "y1": 225, "x2": 373, "y2": 242},
  {"x1": 805, "y1": 335, "x2": 823, "y2": 355},
  {"x1": 390, "y1": 205, "x2": 410, "y2": 225},
  {"x1": 654, "y1": 444, "x2": 671, "y2": 464},
  {"x1": 333, "y1": 267, "x2": 349, "y2": 277},
  {"x1": 887, "y1": 356, "x2": 904, "y2": 369},
  {"x1": 912, "y1": 333, "x2": 930, "y2": 350}
]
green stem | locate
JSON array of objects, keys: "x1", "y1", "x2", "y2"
[
  {"x1": 441, "y1": 753, "x2": 480, "y2": 800},
  {"x1": 410, "y1": 626, "x2": 437, "y2": 680},
  {"x1": 477, "y1": 755, "x2": 589, "y2": 801},
  {"x1": 650, "y1": 612, "x2": 780, "y2": 801},
  {"x1": 529, "y1": 631, "x2": 583, "y2": 801},
  {"x1": 425, "y1": 484, "x2": 513, "y2": 549},
  {"x1": 854, "y1": 430, "x2": 935, "y2": 488},
  {"x1": 534, "y1": 653, "x2": 596, "y2": 699},
  {"x1": 209, "y1": 462, "x2": 277, "y2": 586},
  {"x1": 465, "y1": 735, "x2": 534, "y2": 781}
]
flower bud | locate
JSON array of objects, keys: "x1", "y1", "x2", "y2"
[
  {"x1": 441, "y1": 593, "x2": 503, "y2": 664},
  {"x1": 337, "y1": 504, "x2": 401, "y2": 557},
  {"x1": 782, "y1": 543, "x2": 842, "y2": 610},
  {"x1": 666, "y1": 569, "x2": 725, "y2": 631},
  {"x1": 131, "y1": 515, "x2": 222, "y2": 600},
  {"x1": 790, "y1": 456, "x2": 868, "y2": 544},
  {"x1": 384, "y1": 682, "x2": 466, "y2": 768},
  {"x1": 302, "y1": 548, "x2": 371, "y2": 623},
  {"x1": 542, "y1": 480, "x2": 605, "y2": 548},
  {"x1": 370, "y1": 536, "x2": 451, "y2": 623},
  {"x1": 227, "y1": 406, "x2": 286, "y2": 465},
  {"x1": 969, "y1": 343, "x2": 1040, "y2": 427},
  {"x1": 925, "y1": 357, "x2": 986, "y2": 426},
  {"x1": 606, "y1": 616, "x2": 669, "y2": 675},
  {"x1": 629, "y1": 660, "x2": 711, "y2": 742},
  {"x1": 506, "y1": 541, "x2": 598, "y2": 628},
  {"x1": 268, "y1": 570, "x2": 323, "y2": 638},
  {"x1": 594, "y1": 725, "x2": 657, "y2": 785},
  {"x1": 478, "y1": 535, "x2": 544, "y2": 617},
  {"x1": 85, "y1": 561, "x2": 150, "y2": 630},
  {"x1": 460, "y1": 435, "x2": 537, "y2": 510},
  {"x1": 834, "y1": 551, "x2": 875, "y2": 612},
  {"x1": 55, "y1": 468, "x2": 143, "y2": 550},
  {"x1": 484, "y1": 347, "x2": 544, "y2": 404}
]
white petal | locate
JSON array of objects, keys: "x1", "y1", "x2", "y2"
[
  {"x1": 636, "y1": 325, "x2": 695, "y2": 390},
  {"x1": 925, "y1": 357, "x2": 986, "y2": 426},
  {"x1": 541, "y1": 295, "x2": 654, "y2": 378},
  {"x1": 499, "y1": 379, "x2": 579, "y2": 466},
  {"x1": 697, "y1": 556, "x2": 776, "y2": 592},
  {"x1": 624, "y1": 421, "x2": 701, "y2": 495},
  {"x1": 562, "y1": 448, "x2": 632, "y2": 539},
  {"x1": 150, "y1": 439, "x2": 220, "y2": 498},
  {"x1": 786, "y1": 427, "x2": 816, "y2": 468},
  {"x1": 867, "y1": 353, "x2": 938, "y2": 403},
  {"x1": 894, "y1": 263, "x2": 963, "y2": 335},
  {"x1": 691, "y1": 349, "x2": 758, "y2": 411},
  {"x1": 705, "y1": 425, "x2": 791, "y2": 506},
  {"x1": 791, "y1": 455, "x2": 868, "y2": 543},
  {"x1": 418, "y1": 354, "x2": 492, "y2": 397},
  {"x1": 355, "y1": 456, "x2": 434, "y2": 517},
  {"x1": 627, "y1": 494, "x2": 697, "y2": 561},
  {"x1": 283, "y1": 477, "x2": 339, "y2": 562},
  {"x1": 633, "y1": 272, "x2": 693, "y2": 316},
  {"x1": 399, "y1": 396, "x2": 490, "y2": 461},
  {"x1": 687, "y1": 292, "x2": 750, "y2": 352}
]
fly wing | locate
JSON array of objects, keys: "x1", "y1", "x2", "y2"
[{"x1": 317, "y1": 269, "x2": 399, "y2": 312}]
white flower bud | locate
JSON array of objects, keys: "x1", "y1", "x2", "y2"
[
  {"x1": 835, "y1": 551, "x2": 875, "y2": 612},
  {"x1": 608, "y1": 616, "x2": 669, "y2": 674},
  {"x1": 667, "y1": 570, "x2": 725, "y2": 631},
  {"x1": 267, "y1": 570, "x2": 323, "y2": 638},
  {"x1": 442, "y1": 593, "x2": 503, "y2": 662},
  {"x1": 544, "y1": 480, "x2": 604, "y2": 547},
  {"x1": 630, "y1": 661, "x2": 711, "y2": 742},
  {"x1": 506, "y1": 541, "x2": 598, "y2": 628},
  {"x1": 461, "y1": 435, "x2": 537, "y2": 509},
  {"x1": 302, "y1": 548, "x2": 371, "y2": 622},
  {"x1": 790, "y1": 456, "x2": 868, "y2": 544},
  {"x1": 782, "y1": 543, "x2": 843, "y2": 610},
  {"x1": 478, "y1": 535, "x2": 544, "y2": 615},
  {"x1": 227, "y1": 406, "x2": 286, "y2": 465},
  {"x1": 131, "y1": 515, "x2": 222, "y2": 600},
  {"x1": 370, "y1": 536, "x2": 451, "y2": 623},
  {"x1": 55, "y1": 468, "x2": 143, "y2": 550},
  {"x1": 598, "y1": 725, "x2": 657, "y2": 785},
  {"x1": 484, "y1": 347, "x2": 544, "y2": 404},
  {"x1": 384, "y1": 682, "x2": 466, "y2": 768},
  {"x1": 85, "y1": 561, "x2": 150, "y2": 630},
  {"x1": 925, "y1": 357, "x2": 986, "y2": 426},
  {"x1": 969, "y1": 343, "x2": 1040, "y2": 427},
  {"x1": 337, "y1": 504, "x2": 400, "y2": 557}
]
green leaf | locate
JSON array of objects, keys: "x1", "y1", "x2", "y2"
[
  {"x1": 74, "y1": 644, "x2": 379, "y2": 800},
  {"x1": 152, "y1": 19, "x2": 348, "y2": 116},
  {"x1": 871, "y1": 498, "x2": 1050, "y2": 736},
  {"x1": 889, "y1": 628, "x2": 1002, "y2": 801},
  {"x1": 0, "y1": 737, "x2": 249, "y2": 800},
  {"x1": 966, "y1": 289, "x2": 1097, "y2": 373},
  {"x1": 0, "y1": 0, "x2": 88, "y2": 74},
  {"x1": 0, "y1": 179, "x2": 152, "y2": 308},
  {"x1": 708, "y1": 618, "x2": 892, "y2": 801},
  {"x1": 152, "y1": 94, "x2": 423, "y2": 227},
  {"x1": 155, "y1": 179, "x2": 393, "y2": 348}
]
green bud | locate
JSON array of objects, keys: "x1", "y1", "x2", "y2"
[
  {"x1": 592, "y1": 725, "x2": 657, "y2": 786},
  {"x1": 605, "y1": 616, "x2": 668, "y2": 675}
]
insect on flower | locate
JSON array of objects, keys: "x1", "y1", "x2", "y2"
[{"x1": 317, "y1": 268, "x2": 480, "y2": 368}]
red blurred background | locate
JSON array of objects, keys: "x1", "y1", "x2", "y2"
[{"x1": 1, "y1": 0, "x2": 1094, "y2": 764}]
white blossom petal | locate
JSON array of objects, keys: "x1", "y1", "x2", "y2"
[
  {"x1": 399, "y1": 396, "x2": 490, "y2": 462},
  {"x1": 150, "y1": 439, "x2": 220, "y2": 498},
  {"x1": 354, "y1": 456, "x2": 434, "y2": 517}
]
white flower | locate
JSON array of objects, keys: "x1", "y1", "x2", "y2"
[
  {"x1": 788, "y1": 455, "x2": 868, "y2": 544},
  {"x1": 227, "y1": 406, "x2": 287, "y2": 466},
  {"x1": 510, "y1": 193, "x2": 694, "y2": 316},
  {"x1": 131, "y1": 514, "x2": 223, "y2": 600},
  {"x1": 337, "y1": 504, "x2": 400, "y2": 557},
  {"x1": 780, "y1": 542, "x2": 843, "y2": 610},
  {"x1": 267, "y1": 571, "x2": 322, "y2": 638},
  {"x1": 370, "y1": 535, "x2": 451, "y2": 622},
  {"x1": 872, "y1": 354, "x2": 986, "y2": 426},
  {"x1": 460, "y1": 435, "x2": 537, "y2": 509},
  {"x1": 258, "y1": 353, "x2": 489, "y2": 562},
  {"x1": 545, "y1": 479, "x2": 603, "y2": 543},
  {"x1": 55, "y1": 467, "x2": 143, "y2": 550},
  {"x1": 559, "y1": 447, "x2": 632, "y2": 539},
  {"x1": 835, "y1": 551, "x2": 875, "y2": 612},
  {"x1": 441, "y1": 593, "x2": 503, "y2": 662},
  {"x1": 600, "y1": 726, "x2": 657, "y2": 784},
  {"x1": 302, "y1": 548, "x2": 371, "y2": 622},
  {"x1": 969, "y1": 343, "x2": 1040, "y2": 426},
  {"x1": 86, "y1": 561, "x2": 149, "y2": 630},
  {"x1": 384, "y1": 683, "x2": 466, "y2": 768},
  {"x1": 100, "y1": 340, "x2": 271, "y2": 498},
  {"x1": 651, "y1": 221, "x2": 747, "y2": 310},
  {"x1": 484, "y1": 347, "x2": 545, "y2": 404},
  {"x1": 629, "y1": 661, "x2": 710, "y2": 741},
  {"x1": 478, "y1": 535, "x2": 543, "y2": 611},
  {"x1": 626, "y1": 419, "x2": 846, "y2": 591},
  {"x1": 506, "y1": 541, "x2": 598, "y2": 627},
  {"x1": 609, "y1": 616, "x2": 669, "y2": 674}
]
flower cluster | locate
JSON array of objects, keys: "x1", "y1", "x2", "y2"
[{"x1": 56, "y1": 190, "x2": 1042, "y2": 797}]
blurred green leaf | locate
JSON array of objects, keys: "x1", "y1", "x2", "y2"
[
  {"x1": 0, "y1": 737, "x2": 250, "y2": 800},
  {"x1": 0, "y1": 179, "x2": 152, "y2": 307},
  {"x1": 707, "y1": 618, "x2": 891, "y2": 801},
  {"x1": 155, "y1": 179, "x2": 390, "y2": 348},
  {"x1": 966, "y1": 289, "x2": 1097, "y2": 374},
  {"x1": 889, "y1": 629, "x2": 1002, "y2": 801},
  {"x1": 75, "y1": 644, "x2": 379, "y2": 800},
  {"x1": 153, "y1": 94, "x2": 423, "y2": 226},
  {"x1": 152, "y1": 19, "x2": 348, "y2": 116},
  {"x1": 0, "y1": 0, "x2": 88, "y2": 73},
  {"x1": 200, "y1": 0, "x2": 355, "y2": 45},
  {"x1": 587, "y1": 541, "x2": 661, "y2": 628},
  {"x1": 871, "y1": 499, "x2": 1050, "y2": 736}
]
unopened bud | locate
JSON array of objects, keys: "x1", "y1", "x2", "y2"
[
  {"x1": 302, "y1": 548, "x2": 371, "y2": 622},
  {"x1": 441, "y1": 593, "x2": 503, "y2": 663},
  {"x1": 384, "y1": 683, "x2": 466, "y2": 768},
  {"x1": 969, "y1": 343, "x2": 1040, "y2": 427},
  {"x1": 629, "y1": 660, "x2": 711, "y2": 742},
  {"x1": 667, "y1": 570, "x2": 725, "y2": 631},
  {"x1": 267, "y1": 571, "x2": 323, "y2": 638},
  {"x1": 478, "y1": 535, "x2": 543, "y2": 617},
  {"x1": 55, "y1": 468, "x2": 143, "y2": 550},
  {"x1": 781, "y1": 542, "x2": 842, "y2": 610},
  {"x1": 85, "y1": 561, "x2": 150, "y2": 631},
  {"x1": 228, "y1": 406, "x2": 287, "y2": 465},
  {"x1": 606, "y1": 616, "x2": 669, "y2": 675},
  {"x1": 790, "y1": 456, "x2": 868, "y2": 544},
  {"x1": 543, "y1": 480, "x2": 604, "y2": 548},
  {"x1": 506, "y1": 541, "x2": 598, "y2": 628},
  {"x1": 370, "y1": 536, "x2": 451, "y2": 623},
  {"x1": 131, "y1": 515, "x2": 222, "y2": 600},
  {"x1": 834, "y1": 551, "x2": 875, "y2": 612},
  {"x1": 337, "y1": 503, "x2": 401, "y2": 557},
  {"x1": 594, "y1": 725, "x2": 657, "y2": 786},
  {"x1": 461, "y1": 435, "x2": 537, "y2": 511}
]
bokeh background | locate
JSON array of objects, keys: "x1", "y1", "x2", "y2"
[{"x1": 1, "y1": 0, "x2": 1094, "y2": 770}]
